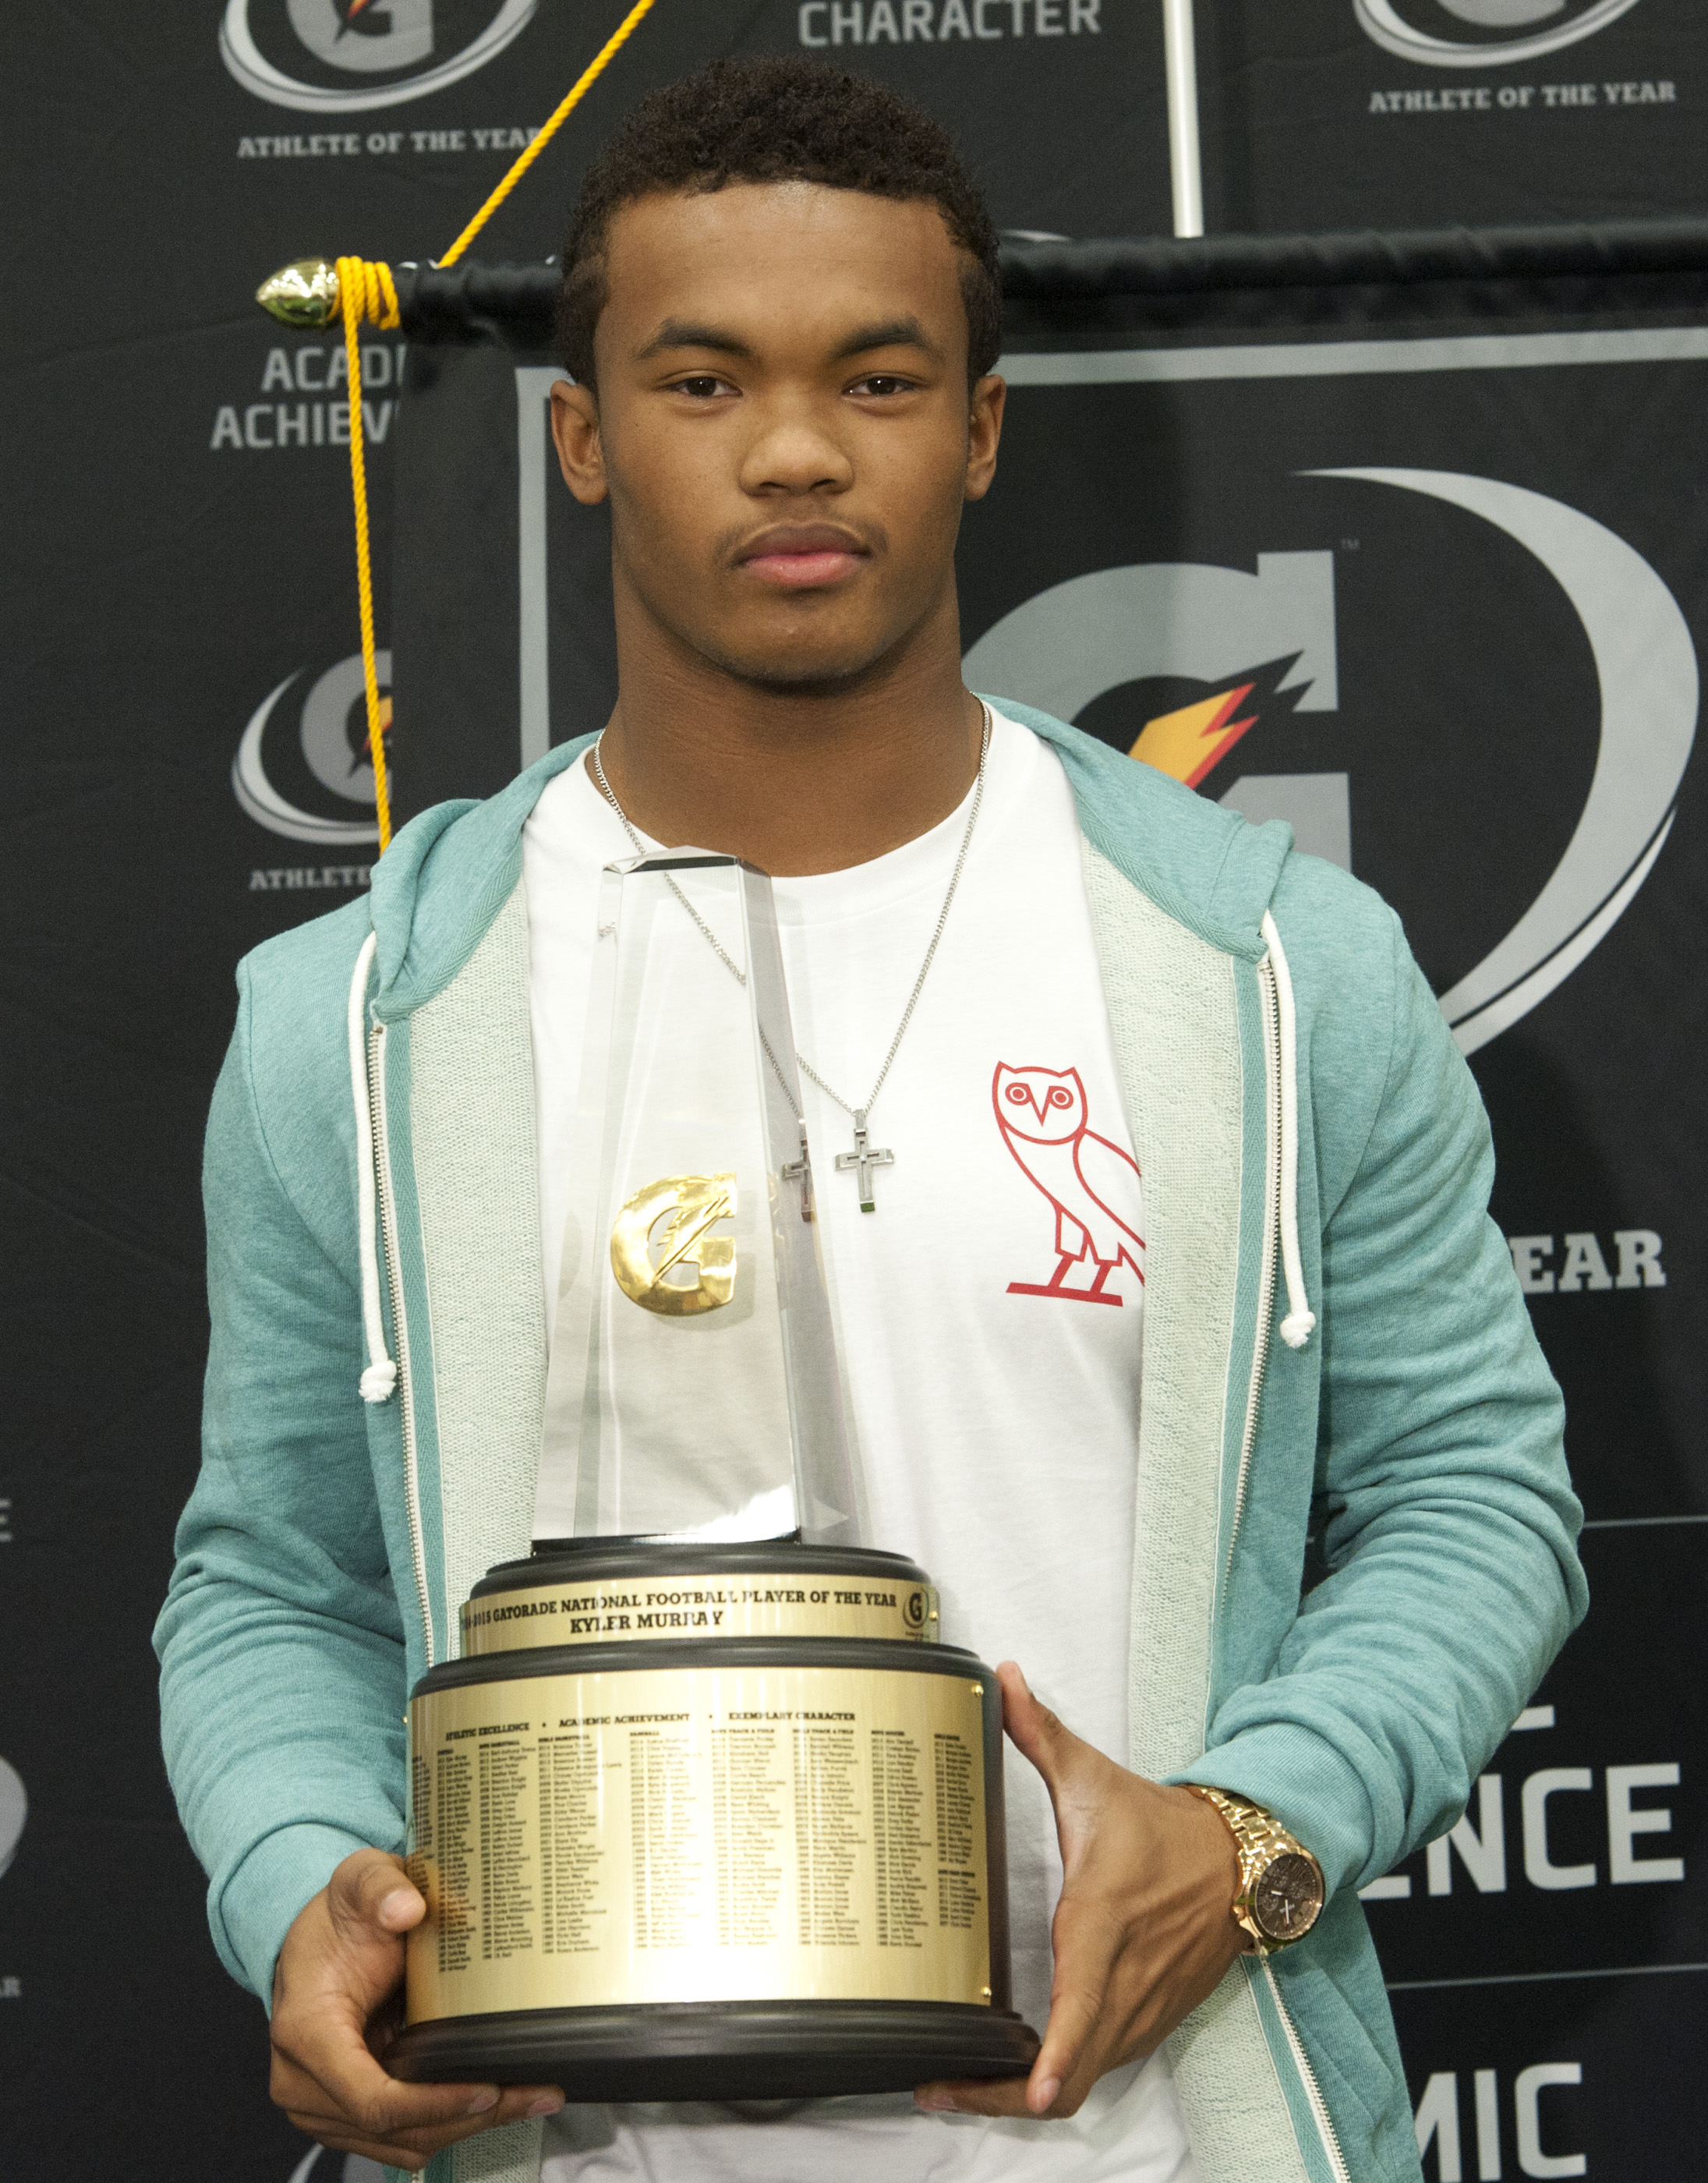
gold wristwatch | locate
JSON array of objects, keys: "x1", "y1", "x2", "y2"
[{"x1": 1186, "y1": 1785, "x2": 1326, "y2": 1958}]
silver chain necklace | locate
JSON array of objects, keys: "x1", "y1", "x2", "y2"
[{"x1": 590, "y1": 702, "x2": 992, "y2": 1212}]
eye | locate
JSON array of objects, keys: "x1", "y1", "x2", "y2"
[
  {"x1": 1006, "y1": 1084, "x2": 1027, "y2": 1102},
  {"x1": 670, "y1": 374, "x2": 736, "y2": 400},
  {"x1": 848, "y1": 373, "x2": 917, "y2": 398},
  {"x1": 1049, "y1": 1088, "x2": 1073, "y2": 1107}
]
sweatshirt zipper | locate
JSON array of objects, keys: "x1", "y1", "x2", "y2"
[
  {"x1": 1264, "y1": 1962, "x2": 1352, "y2": 2183},
  {"x1": 1243, "y1": 953, "x2": 1346, "y2": 2183},
  {"x1": 1225, "y1": 951, "x2": 1283, "y2": 1580},
  {"x1": 369, "y1": 1020, "x2": 435, "y2": 1669}
]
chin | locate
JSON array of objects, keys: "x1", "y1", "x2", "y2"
[
  {"x1": 734, "y1": 658, "x2": 874, "y2": 692},
  {"x1": 705, "y1": 625, "x2": 906, "y2": 692}
]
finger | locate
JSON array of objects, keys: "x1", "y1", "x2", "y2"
[
  {"x1": 1027, "y1": 1895, "x2": 1123, "y2": 2114},
  {"x1": 996, "y1": 1661, "x2": 1066, "y2": 1771},
  {"x1": 271, "y1": 1997, "x2": 516, "y2": 2138},
  {"x1": 999, "y1": 1665, "x2": 1124, "y2": 1891},
  {"x1": 996, "y1": 1662, "x2": 1099, "y2": 1799},
  {"x1": 361, "y1": 2085, "x2": 568, "y2": 2151},
  {"x1": 273, "y1": 2045, "x2": 507, "y2": 2140},
  {"x1": 917, "y1": 1899, "x2": 1120, "y2": 2120},
  {"x1": 307, "y1": 2142, "x2": 430, "y2": 2175},
  {"x1": 282, "y1": 2082, "x2": 564, "y2": 2154},
  {"x1": 916, "y1": 2072, "x2": 1038, "y2": 2118},
  {"x1": 278, "y1": 2039, "x2": 566, "y2": 2139},
  {"x1": 916, "y1": 2019, "x2": 1116, "y2": 2122},
  {"x1": 388, "y1": 2086, "x2": 568, "y2": 2137},
  {"x1": 285, "y1": 2121, "x2": 434, "y2": 2174},
  {"x1": 327, "y1": 1845, "x2": 426, "y2": 1941}
]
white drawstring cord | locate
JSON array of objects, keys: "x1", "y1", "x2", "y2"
[
  {"x1": 1261, "y1": 911, "x2": 1317, "y2": 1351},
  {"x1": 347, "y1": 931, "x2": 398, "y2": 1403}
]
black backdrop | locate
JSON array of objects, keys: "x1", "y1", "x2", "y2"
[
  {"x1": 1197, "y1": 0, "x2": 1708, "y2": 232},
  {"x1": 3, "y1": 7, "x2": 1705, "y2": 2181}
]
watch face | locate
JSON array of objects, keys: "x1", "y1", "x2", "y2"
[{"x1": 1253, "y1": 1852, "x2": 1325, "y2": 1944}]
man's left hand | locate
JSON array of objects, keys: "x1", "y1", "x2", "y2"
[{"x1": 915, "y1": 1661, "x2": 1247, "y2": 2121}]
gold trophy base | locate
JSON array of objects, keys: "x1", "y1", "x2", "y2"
[{"x1": 393, "y1": 1543, "x2": 1038, "y2": 2102}]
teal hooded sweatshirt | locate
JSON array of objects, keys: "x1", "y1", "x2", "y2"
[{"x1": 157, "y1": 707, "x2": 1585, "y2": 2183}]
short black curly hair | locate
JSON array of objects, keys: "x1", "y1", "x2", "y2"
[{"x1": 557, "y1": 56, "x2": 1001, "y2": 391}]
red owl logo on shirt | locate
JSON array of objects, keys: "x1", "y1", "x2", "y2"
[{"x1": 993, "y1": 1064, "x2": 1145, "y2": 1305}]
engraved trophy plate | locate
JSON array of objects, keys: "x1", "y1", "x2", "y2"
[
  {"x1": 406, "y1": 1653, "x2": 993, "y2": 2022},
  {"x1": 392, "y1": 855, "x2": 1036, "y2": 2099}
]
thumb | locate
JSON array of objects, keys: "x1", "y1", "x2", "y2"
[
  {"x1": 998, "y1": 1661, "x2": 1087, "y2": 1785},
  {"x1": 998, "y1": 1663, "x2": 1110, "y2": 1867},
  {"x1": 327, "y1": 1848, "x2": 426, "y2": 1955}
]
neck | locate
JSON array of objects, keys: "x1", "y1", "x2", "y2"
[{"x1": 591, "y1": 593, "x2": 985, "y2": 877}]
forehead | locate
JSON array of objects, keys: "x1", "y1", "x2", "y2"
[{"x1": 599, "y1": 182, "x2": 967, "y2": 350}]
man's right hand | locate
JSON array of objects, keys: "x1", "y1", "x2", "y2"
[{"x1": 270, "y1": 1848, "x2": 564, "y2": 2173}]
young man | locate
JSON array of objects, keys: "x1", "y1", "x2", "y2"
[{"x1": 158, "y1": 57, "x2": 1585, "y2": 2183}]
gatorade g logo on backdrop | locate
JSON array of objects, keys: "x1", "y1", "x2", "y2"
[
  {"x1": 962, "y1": 468, "x2": 1696, "y2": 1057},
  {"x1": 221, "y1": 0, "x2": 537, "y2": 113},
  {"x1": 1355, "y1": 0, "x2": 1643, "y2": 67},
  {"x1": 232, "y1": 652, "x2": 387, "y2": 844}
]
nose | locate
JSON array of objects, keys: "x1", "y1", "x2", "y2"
[{"x1": 737, "y1": 393, "x2": 855, "y2": 498}]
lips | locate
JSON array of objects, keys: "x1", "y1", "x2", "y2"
[{"x1": 737, "y1": 525, "x2": 868, "y2": 589}]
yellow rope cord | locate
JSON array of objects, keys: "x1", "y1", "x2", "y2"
[
  {"x1": 325, "y1": 1, "x2": 660, "y2": 852},
  {"x1": 334, "y1": 255, "x2": 400, "y2": 853},
  {"x1": 439, "y1": 0, "x2": 660, "y2": 266}
]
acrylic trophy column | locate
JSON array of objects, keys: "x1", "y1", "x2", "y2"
[{"x1": 391, "y1": 856, "x2": 1038, "y2": 2098}]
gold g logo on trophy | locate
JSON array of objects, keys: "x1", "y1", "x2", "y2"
[{"x1": 610, "y1": 1173, "x2": 737, "y2": 1314}]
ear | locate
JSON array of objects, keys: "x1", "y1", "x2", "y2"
[
  {"x1": 964, "y1": 373, "x2": 1006, "y2": 504},
  {"x1": 551, "y1": 379, "x2": 608, "y2": 506}
]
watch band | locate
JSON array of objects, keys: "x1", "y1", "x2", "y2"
[{"x1": 1186, "y1": 1784, "x2": 1324, "y2": 1957}]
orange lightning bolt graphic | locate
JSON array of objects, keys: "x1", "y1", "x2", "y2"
[{"x1": 1128, "y1": 682, "x2": 1258, "y2": 789}]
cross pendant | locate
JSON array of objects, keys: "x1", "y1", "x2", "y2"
[
  {"x1": 780, "y1": 1118, "x2": 815, "y2": 1222},
  {"x1": 833, "y1": 1108, "x2": 894, "y2": 1213}
]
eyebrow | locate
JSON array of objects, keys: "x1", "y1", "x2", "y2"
[
  {"x1": 634, "y1": 315, "x2": 942, "y2": 363},
  {"x1": 833, "y1": 317, "x2": 940, "y2": 361},
  {"x1": 635, "y1": 319, "x2": 757, "y2": 362}
]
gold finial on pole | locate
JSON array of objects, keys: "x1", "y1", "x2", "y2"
[{"x1": 256, "y1": 257, "x2": 341, "y2": 329}]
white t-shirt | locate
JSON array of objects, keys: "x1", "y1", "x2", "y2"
[{"x1": 523, "y1": 713, "x2": 1194, "y2": 2183}]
